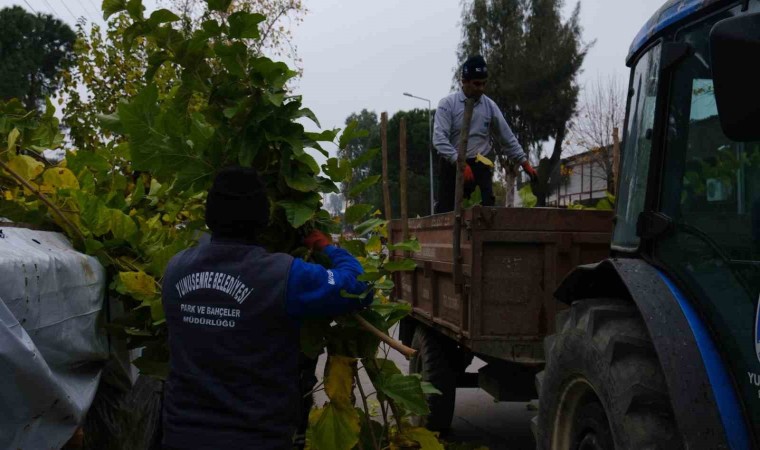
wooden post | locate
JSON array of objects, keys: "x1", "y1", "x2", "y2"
[
  {"x1": 453, "y1": 99, "x2": 475, "y2": 293},
  {"x1": 399, "y1": 117, "x2": 409, "y2": 243},
  {"x1": 612, "y1": 127, "x2": 621, "y2": 195},
  {"x1": 381, "y1": 112, "x2": 392, "y2": 227}
]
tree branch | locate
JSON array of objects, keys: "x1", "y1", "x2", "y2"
[
  {"x1": 352, "y1": 313, "x2": 416, "y2": 359},
  {"x1": 355, "y1": 372, "x2": 381, "y2": 450},
  {"x1": 0, "y1": 159, "x2": 85, "y2": 242}
]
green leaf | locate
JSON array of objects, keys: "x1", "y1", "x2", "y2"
[
  {"x1": 295, "y1": 108, "x2": 320, "y2": 127},
  {"x1": 278, "y1": 200, "x2": 316, "y2": 228},
  {"x1": 357, "y1": 272, "x2": 383, "y2": 282},
  {"x1": 284, "y1": 172, "x2": 318, "y2": 192},
  {"x1": 147, "y1": 8, "x2": 180, "y2": 25},
  {"x1": 213, "y1": 42, "x2": 248, "y2": 77},
  {"x1": 365, "y1": 235, "x2": 381, "y2": 253},
  {"x1": 403, "y1": 427, "x2": 444, "y2": 450},
  {"x1": 325, "y1": 355, "x2": 356, "y2": 407},
  {"x1": 7, "y1": 127, "x2": 20, "y2": 151},
  {"x1": 388, "y1": 239, "x2": 421, "y2": 252},
  {"x1": 420, "y1": 381, "x2": 442, "y2": 395},
  {"x1": 201, "y1": 19, "x2": 222, "y2": 36},
  {"x1": 348, "y1": 175, "x2": 381, "y2": 198},
  {"x1": 6, "y1": 155, "x2": 44, "y2": 181},
  {"x1": 117, "y1": 271, "x2": 157, "y2": 302},
  {"x1": 102, "y1": 0, "x2": 127, "y2": 19},
  {"x1": 126, "y1": 0, "x2": 144, "y2": 19},
  {"x1": 518, "y1": 184, "x2": 537, "y2": 208},
  {"x1": 311, "y1": 404, "x2": 361, "y2": 450},
  {"x1": 354, "y1": 217, "x2": 386, "y2": 236},
  {"x1": 206, "y1": 0, "x2": 232, "y2": 12},
  {"x1": 323, "y1": 158, "x2": 351, "y2": 183},
  {"x1": 371, "y1": 301, "x2": 411, "y2": 326},
  {"x1": 84, "y1": 239, "x2": 104, "y2": 254},
  {"x1": 375, "y1": 373, "x2": 429, "y2": 415},
  {"x1": 228, "y1": 12, "x2": 265, "y2": 39},
  {"x1": 110, "y1": 209, "x2": 138, "y2": 241},
  {"x1": 338, "y1": 120, "x2": 369, "y2": 149},
  {"x1": 351, "y1": 147, "x2": 380, "y2": 169},
  {"x1": 462, "y1": 186, "x2": 482, "y2": 209},
  {"x1": 339, "y1": 238, "x2": 366, "y2": 257},
  {"x1": 344, "y1": 204, "x2": 373, "y2": 224},
  {"x1": 295, "y1": 152, "x2": 320, "y2": 174},
  {"x1": 384, "y1": 259, "x2": 416, "y2": 272}
]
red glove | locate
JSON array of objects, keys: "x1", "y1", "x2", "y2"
[
  {"x1": 521, "y1": 161, "x2": 538, "y2": 183},
  {"x1": 304, "y1": 230, "x2": 331, "y2": 251},
  {"x1": 464, "y1": 164, "x2": 475, "y2": 183}
]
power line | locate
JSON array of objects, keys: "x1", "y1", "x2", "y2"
[
  {"x1": 39, "y1": 0, "x2": 62, "y2": 18},
  {"x1": 22, "y1": 0, "x2": 38, "y2": 13},
  {"x1": 58, "y1": 0, "x2": 79, "y2": 22},
  {"x1": 84, "y1": 0, "x2": 100, "y2": 17}
]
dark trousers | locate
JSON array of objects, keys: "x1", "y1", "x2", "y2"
[{"x1": 435, "y1": 157, "x2": 495, "y2": 213}]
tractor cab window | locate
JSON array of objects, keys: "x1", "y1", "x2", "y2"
[
  {"x1": 656, "y1": 8, "x2": 759, "y2": 298},
  {"x1": 612, "y1": 43, "x2": 661, "y2": 250}
]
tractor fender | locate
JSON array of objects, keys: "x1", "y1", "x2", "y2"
[{"x1": 554, "y1": 257, "x2": 730, "y2": 449}]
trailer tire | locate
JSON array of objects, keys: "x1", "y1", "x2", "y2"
[
  {"x1": 409, "y1": 325, "x2": 457, "y2": 432},
  {"x1": 535, "y1": 298, "x2": 683, "y2": 450}
]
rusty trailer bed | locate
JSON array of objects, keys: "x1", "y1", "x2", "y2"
[{"x1": 390, "y1": 206, "x2": 613, "y2": 364}]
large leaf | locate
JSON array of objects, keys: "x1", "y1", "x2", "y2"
[
  {"x1": 6, "y1": 155, "x2": 43, "y2": 181},
  {"x1": 348, "y1": 175, "x2": 380, "y2": 198},
  {"x1": 110, "y1": 209, "x2": 138, "y2": 241},
  {"x1": 354, "y1": 217, "x2": 386, "y2": 236},
  {"x1": 228, "y1": 12, "x2": 265, "y2": 39},
  {"x1": 206, "y1": 0, "x2": 232, "y2": 12},
  {"x1": 42, "y1": 167, "x2": 80, "y2": 190},
  {"x1": 325, "y1": 355, "x2": 356, "y2": 407},
  {"x1": 339, "y1": 238, "x2": 366, "y2": 258},
  {"x1": 102, "y1": 0, "x2": 127, "y2": 19},
  {"x1": 388, "y1": 239, "x2": 421, "y2": 252},
  {"x1": 311, "y1": 404, "x2": 360, "y2": 450},
  {"x1": 344, "y1": 203, "x2": 373, "y2": 224},
  {"x1": 384, "y1": 259, "x2": 417, "y2": 272},
  {"x1": 117, "y1": 271, "x2": 157, "y2": 302},
  {"x1": 322, "y1": 157, "x2": 350, "y2": 183},
  {"x1": 278, "y1": 200, "x2": 316, "y2": 228},
  {"x1": 374, "y1": 373, "x2": 429, "y2": 415},
  {"x1": 402, "y1": 427, "x2": 444, "y2": 450}
]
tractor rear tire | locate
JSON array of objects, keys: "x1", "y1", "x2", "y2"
[
  {"x1": 535, "y1": 298, "x2": 683, "y2": 450},
  {"x1": 409, "y1": 325, "x2": 458, "y2": 432}
]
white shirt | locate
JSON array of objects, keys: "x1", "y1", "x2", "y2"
[{"x1": 433, "y1": 91, "x2": 527, "y2": 165}]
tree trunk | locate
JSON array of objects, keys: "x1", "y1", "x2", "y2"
[
  {"x1": 503, "y1": 166, "x2": 518, "y2": 207},
  {"x1": 534, "y1": 124, "x2": 567, "y2": 207}
]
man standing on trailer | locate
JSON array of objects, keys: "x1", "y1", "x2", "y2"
[{"x1": 433, "y1": 55, "x2": 538, "y2": 213}]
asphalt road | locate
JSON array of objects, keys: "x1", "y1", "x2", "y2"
[{"x1": 313, "y1": 330, "x2": 537, "y2": 450}]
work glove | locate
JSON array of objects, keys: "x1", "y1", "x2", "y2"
[
  {"x1": 521, "y1": 161, "x2": 538, "y2": 183},
  {"x1": 304, "y1": 230, "x2": 331, "y2": 251},
  {"x1": 464, "y1": 164, "x2": 475, "y2": 183}
]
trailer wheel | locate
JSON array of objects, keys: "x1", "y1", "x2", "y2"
[
  {"x1": 409, "y1": 325, "x2": 458, "y2": 432},
  {"x1": 535, "y1": 298, "x2": 683, "y2": 450}
]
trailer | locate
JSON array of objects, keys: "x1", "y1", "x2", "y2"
[{"x1": 391, "y1": 206, "x2": 612, "y2": 429}]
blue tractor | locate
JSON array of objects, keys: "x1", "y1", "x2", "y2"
[{"x1": 536, "y1": 1, "x2": 760, "y2": 448}]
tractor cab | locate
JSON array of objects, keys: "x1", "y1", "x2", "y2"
[{"x1": 615, "y1": 0, "x2": 760, "y2": 444}]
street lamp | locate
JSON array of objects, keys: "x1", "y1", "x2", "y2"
[{"x1": 403, "y1": 92, "x2": 435, "y2": 215}]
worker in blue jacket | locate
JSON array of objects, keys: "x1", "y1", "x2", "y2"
[{"x1": 161, "y1": 166, "x2": 372, "y2": 450}]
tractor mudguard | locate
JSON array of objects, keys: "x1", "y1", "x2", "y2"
[{"x1": 554, "y1": 257, "x2": 729, "y2": 450}]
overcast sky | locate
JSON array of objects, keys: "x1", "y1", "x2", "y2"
[{"x1": 6, "y1": 0, "x2": 666, "y2": 158}]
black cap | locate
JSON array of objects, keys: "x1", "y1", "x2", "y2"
[
  {"x1": 205, "y1": 167, "x2": 269, "y2": 238},
  {"x1": 462, "y1": 55, "x2": 488, "y2": 80}
]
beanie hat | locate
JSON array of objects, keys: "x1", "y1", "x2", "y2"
[
  {"x1": 205, "y1": 167, "x2": 269, "y2": 238},
  {"x1": 462, "y1": 55, "x2": 488, "y2": 80}
]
